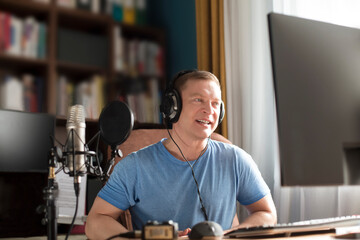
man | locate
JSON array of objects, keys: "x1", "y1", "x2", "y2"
[{"x1": 85, "y1": 70, "x2": 277, "y2": 239}]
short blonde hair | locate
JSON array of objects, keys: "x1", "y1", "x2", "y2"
[{"x1": 173, "y1": 70, "x2": 221, "y2": 93}]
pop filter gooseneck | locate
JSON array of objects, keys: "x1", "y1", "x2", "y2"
[{"x1": 98, "y1": 101, "x2": 134, "y2": 180}]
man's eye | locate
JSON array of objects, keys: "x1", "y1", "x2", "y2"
[
  {"x1": 213, "y1": 102, "x2": 220, "y2": 107},
  {"x1": 195, "y1": 98, "x2": 202, "y2": 102}
]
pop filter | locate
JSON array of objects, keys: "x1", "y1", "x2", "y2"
[{"x1": 99, "y1": 101, "x2": 134, "y2": 149}]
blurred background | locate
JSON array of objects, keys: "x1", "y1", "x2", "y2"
[{"x1": 0, "y1": 0, "x2": 198, "y2": 126}]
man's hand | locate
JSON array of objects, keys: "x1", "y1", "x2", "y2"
[{"x1": 178, "y1": 228, "x2": 191, "y2": 237}]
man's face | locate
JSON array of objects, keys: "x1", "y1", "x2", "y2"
[{"x1": 175, "y1": 78, "x2": 222, "y2": 140}]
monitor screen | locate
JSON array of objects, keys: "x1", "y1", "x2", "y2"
[
  {"x1": 268, "y1": 13, "x2": 360, "y2": 186},
  {"x1": 0, "y1": 110, "x2": 55, "y2": 173}
]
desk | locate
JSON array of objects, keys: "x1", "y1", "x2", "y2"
[
  {"x1": 3, "y1": 232, "x2": 360, "y2": 240},
  {"x1": 224, "y1": 232, "x2": 359, "y2": 240},
  {"x1": 0, "y1": 235, "x2": 87, "y2": 240}
]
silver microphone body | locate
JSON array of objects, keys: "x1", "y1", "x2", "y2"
[{"x1": 66, "y1": 105, "x2": 86, "y2": 180}]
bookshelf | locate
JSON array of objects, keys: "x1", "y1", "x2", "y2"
[
  {"x1": 0, "y1": 0, "x2": 166, "y2": 127},
  {"x1": 0, "y1": 0, "x2": 166, "y2": 238}
]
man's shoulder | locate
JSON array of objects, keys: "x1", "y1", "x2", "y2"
[
  {"x1": 122, "y1": 139, "x2": 166, "y2": 161},
  {"x1": 209, "y1": 139, "x2": 252, "y2": 160},
  {"x1": 135, "y1": 139, "x2": 164, "y2": 153},
  {"x1": 209, "y1": 138, "x2": 239, "y2": 151},
  {"x1": 115, "y1": 140, "x2": 164, "y2": 170}
]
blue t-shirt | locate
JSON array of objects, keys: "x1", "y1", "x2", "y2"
[{"x1": 98, "y1": 139, "x2": 270, "y2": 231}]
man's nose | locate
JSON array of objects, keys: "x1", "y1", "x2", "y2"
[{"x1": 203, "y1": 101, "x2": 214, "y2": 114}]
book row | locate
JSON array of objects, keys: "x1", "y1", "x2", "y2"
[
  {"x1": 0, "y1": 12, "x2": 47, "y2": 59},
  {"x1": 119, "y1": 77, "x2": 162, "y2": 124},
  {"x1": 114, "y1": 26, "x2": 164, "y2": 77},
  {"x1": 0, "y1": 74, "x2": 45, "y2": 113},
  {"x1": 57, "y1": 75, "x2": 106, "y2": 120},
  {"x1": 58, "y1": 0, "x2": 147, "y2": 25},
  {"x1": 0, "y1": 72, "x2": 161, "y2": 124}
]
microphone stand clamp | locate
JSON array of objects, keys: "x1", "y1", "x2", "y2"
[
  {"x1": 101, "y1": 146, "x2": 122, "y2": 183},
  {"x1": 42, "y1": 146, "x2": 61, "y2": 240}
]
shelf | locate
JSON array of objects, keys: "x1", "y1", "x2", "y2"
[
  {"x1": 0, "y1": 53, "x2": 48, "y2": 73},
  {"x1": 0, "y1": 0, "x2": 50, "y2": 19},
  {"x1": 57, "y1": 61, "x2": 107, "y2": 77},
  {"x1": 114, "y1": 71, "x2": 164, "y2": 79},
  {"x1": 57, "y1": 6, "x2": 110, "y2": 23},
  {"x1": 0, "y1": 0, "x2": 50, "y2": 11},
  {"x1": 0, "y1": 53, "x2": 47, "y2": 66},
  {"x1": 120, "y1": 23, "x2": 166, "y2": 41},
  {"x1": 57, "y1": 6, "x2": 111, "y2": 32}
]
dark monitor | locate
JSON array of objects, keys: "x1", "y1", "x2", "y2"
[
  {"x1": 268, "y1": 13, "x2": 360, "y2": 186},
  {"x1": 0, "y1": 110, "x2": 55, "y2": 173}
]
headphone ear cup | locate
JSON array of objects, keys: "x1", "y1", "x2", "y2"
[
  {"x1": 218, "y1": 102, "x2": 225, "y2": 124},
  {"x1": 160, "y1": 89, "x2": 182, "y2": 123}
]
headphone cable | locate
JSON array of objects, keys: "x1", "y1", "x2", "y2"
[{"x1": 166, "y1": 129, "x2": 209, "y2": 221}]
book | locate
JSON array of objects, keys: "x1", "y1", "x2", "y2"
[
  {"x1": 114, "y1": 25, "x2": 124, "y2": 71},
  {"x1": 0, "y1": 12, "x2": 5, "y2": 52},
  {"x1": 148, "y1": 77, "x2": 160, "y2": 123},
  {"x1": 127, "y1": 39, "x2": 138, "y2": 76},
  {"x1": 0, "y1": 75, "x2": 24, "y2": 111},
  {"x1": 91, "y1": 0, "x2": 100, "y2": 13},
  {"x1": 34, "y1": 76, "x2": 44, "y2": 112},
  {"x1": 2, "y1": 13, "x2": 11, "y2": 53},
  {"x1": 112, "y1": 0, "x2": 123, "y2": 22},
  {"x1": 57, "y1": 0, "x2": 76, "y2": 8},
  {"x1": 90, "y1": 75, "x2": 105, "y2": 119},
  {"x1": 22, "y1": 74, "x2": 38, "y2": 112},
  {"x1": 135, "y1": 0, "x2": 146, "y2": 25},
  {"x1": 57, "y1": 75, "x2": 75, "y2": 117},
  {"x1": 23, "y1": 16, "x2": 36, "y2": 58},
  {"x1": 75, "y1": 80, "x2": 92, "y2": 118},
  {"x1": 7, "y1": 15, "x2": 23, "y2": 56},
  {"x1": 123, "y1": 0, "x2": 135, "y2": 24},
  {"x1": 37, "y1": 22, "x2": 47, "y2": 59},
  {"x1": 137, "y1": 40, "x2": 146, "y2": 74}
]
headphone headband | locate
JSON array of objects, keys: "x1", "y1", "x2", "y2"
[{"x1": 166, "y1": 69, "x2": 197, "y2": 91}]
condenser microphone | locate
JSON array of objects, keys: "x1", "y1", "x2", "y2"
[{"x1": 66, "y1": 105, "x2": 86, "y2": 183}]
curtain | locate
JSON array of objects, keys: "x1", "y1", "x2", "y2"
[
  {"x1": 223, "y1": 0, "x2": 276, "y2": 222},
  {"x1": 195, "y1": 0, "x2": 228, "y2": 138},
  {"x1": 224, "y1": 0, "x2": 360, "y2": 224}
]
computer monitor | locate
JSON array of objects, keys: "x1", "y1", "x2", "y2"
[
  {"x1": 0, "y1": 109, "x2": 55, "y2": 173},
  {"x1": 268, "y1": 13, "x2": 360, "y2": 186}
]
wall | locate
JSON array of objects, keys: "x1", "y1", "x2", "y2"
[{"x1": 147, "y1": 0, "x2": 198, "y2": 82}]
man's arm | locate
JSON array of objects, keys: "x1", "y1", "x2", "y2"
[
  {"x1": 225, "y1": 194, "x2": 277, "y2": 234},
  {"x1": 240, "y1": 194, "x2": 277, "y2": 227},
  {"x1": 85, "y1": 196, "x2": 128, "y2": 240}
]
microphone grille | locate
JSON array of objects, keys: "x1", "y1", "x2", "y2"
[{"x1": 67, "y1": 105, "x2": 86, "y2": 124}]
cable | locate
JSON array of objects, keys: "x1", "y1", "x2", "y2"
[
  {"x1": 65, "y1": 129, "x2": 82, "y2": 240},
  {"x1": 166, "y1": 129, "x2": 209, "y2": 221},
  {"x1": 65, "y1": 191, "x2": 79, "y2": 240},
  {"x1": 107, "y1": 230, "x2": 142, "y2": 240},
  {"x1": 87, "y1": 131, "x2": 100, "y2": 146}
]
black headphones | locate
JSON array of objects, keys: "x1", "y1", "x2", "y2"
[{"x1": 160, "y1": 70, "x2": 225, "y2": 124}]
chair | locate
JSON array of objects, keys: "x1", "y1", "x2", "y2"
[{"x1": 108, "y1": 129, "x2": 232, "y2": 230}]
